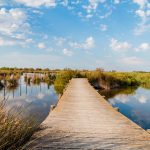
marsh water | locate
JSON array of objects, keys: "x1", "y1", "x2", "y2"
[
  {"x1": 1, "y1": 75, "x2": 150, "y2": 130},
  {"x1": 0, "y1": 75, "x2": 58, "y2": 124},
  {"x1": 99, "y1": 87, "x2": 150, "y2": 130}
]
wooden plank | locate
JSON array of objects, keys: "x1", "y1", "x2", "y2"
[{"x1": 27, "y1": 78, "x2": 150, "y2": 149}]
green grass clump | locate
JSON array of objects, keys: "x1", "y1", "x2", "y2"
[
  {"x1": 54, "y1": 69, "x2": 84, "y2": 94},
  {"x1": 85, "y1": 71, "x2": 140, "y2": 89}
]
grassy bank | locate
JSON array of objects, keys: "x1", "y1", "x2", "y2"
[
  {"x1": 1, "y1": 68, "x2": 150, "y2": 91},
  {"x1": 54, "y1": 70, "x2": 150, "y2": 91},
  {"x1": 84, "y1": 71, "x2": 150, "y2": 89}
]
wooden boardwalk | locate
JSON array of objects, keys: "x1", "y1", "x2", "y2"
[{"x1": 27, "y1": 78, "x2": 150, "y2": 149}]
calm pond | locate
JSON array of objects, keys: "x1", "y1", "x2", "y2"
[
  {"x1": 99, "y1": 87, "x2": 150, "y2": 130},
  {"x1": 1, "y1": 75, "x2": 150, "y2": 130},
  {"x1": 0, "y1": 75, "x2": 58, "y2": 124}
]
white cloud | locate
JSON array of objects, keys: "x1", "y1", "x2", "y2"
[
  {"x1": 83, "y1": 36, "x2": 95, "y2": 49},
  {"x1": 110, "y1": 38, "x2": 132, "y2": 52},
  {"x1": 133, "y1": 0, "x2": 148, "y2": 8},
  {"x1": 135, "y1": 42, "x2": 150, "y2": 51},
  {"x1": 99, "y1": 9, "x2": 112, "y2": 19},
  {"x1": 0, "y1": 36, "x2": 33, "y2": 47},
  {"x1": 100, "y1": 24, "x2": 107, "y2": 31},
  {"x1": 60, "y1": 0, "x2": 68, "y2": 6},
  {"x1": 83, "y1": 0, "x2": 106, "y2": 16},
  {"x1": 76, "y1": 0, "x2": 113, "y2": 20},
  {"x1": 139, "y1": 42, "x2": 150, "y2": 50},
  {"x1": 0, "y1": 8, "x2": 30, "y2": 36},
  {"x1": 0, "y1": 37, "x2": 16, "y2": 46},
  {"x1": 121, "y1": 56, "x2": 144, "y2": 65},
  {"x1": 63, "y1": 48, "x2": 73, "y2": 56},
  {"x1": 54, "y1": 37, "x2": 66, "y2": 46},
  {"x1": 15, "y1": 0, "x2": 56, "y2": 8},
  {"x1": 25, "y1": 38, "x2": 33, "y2": 43},
  {"x1": 134, "y1": 22, "x2": 150, "y2": 35},
  {"x1": 70, "y1": 36, "x2": 95, "y2": 50},
  {"x1": 135, "y1": 9, "x2": 146, "y2": 18},
  {"x1": 86, "y1": 14, "x2": 93, "y2": 18},
  {"x1": 133, "y1": 0, "x2": 150, "y2": 34},
  {"x1": 135, "y1": 8, "x2": 150, "y2": 19},
  {"x1": 114, "y1": 0, "x2": 120, "y2": 4},
  {"x1": 38, "y1": 42, "x2": 46, "y2": 49}
]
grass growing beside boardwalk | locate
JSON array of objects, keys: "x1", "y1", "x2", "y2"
[
  {"x1": 0, "y1": 100, "x2": 38, "y2": 150},
  {"x1": 84, "y1": 71, "x2": 150, "y2": 89},
  {"x1": 54, "y1": 69, "x2": 83, "y2": 94},
  {"x1": 54, "y1": 69, "x2": 150, "y2": 92}
]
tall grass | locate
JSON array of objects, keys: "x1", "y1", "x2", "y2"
[
  {"x1": 0, "y1": 73, "x2": 20, "y2": 89},
  {"x1": 53, "y1": 70, "x2": 150, "y2": 91},
  {"x1": 24, "y1": 73, "x2": 56, "y2": 86},
  {"x1": 54, "y1": 69, "x2": 83, "y2": 94},
  {"x1": 1, "y1": 68, "x2": 150, "y2": 90},
  {"x1": 0, "y1": 99, "x2": 37, "y2": 150},
  {"x1": 84, "y1": 71, "x2": 141, "y2": 89}
]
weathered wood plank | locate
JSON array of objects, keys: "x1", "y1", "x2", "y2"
[{"x1": 27, "y1": 78, "x2": 150, "y2": 150}]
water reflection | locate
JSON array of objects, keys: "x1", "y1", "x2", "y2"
[
  {"x1": 99, "y1": 87, "x2": 137, "y2": 99},
  {"x1": 100, "y1": 87, "x2": 150, "y2": 130},
  {"x1": 0, "y1": 75, "x2": 58, "y2": 125}
]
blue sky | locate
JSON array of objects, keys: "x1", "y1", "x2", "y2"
[{"x1": 0, "y1": 0, "x2": 150, "y2": 71}]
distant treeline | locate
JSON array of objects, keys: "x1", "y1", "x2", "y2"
[{"x1": 0, "y1": 67, "x2": 60, "y2": 74}]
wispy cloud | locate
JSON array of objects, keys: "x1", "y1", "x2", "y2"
[
  {"x1": 110, "y1": 38, "x2": 132, "y2": 52},
  {"x1": 135, "y1": 42, "x2": 150, "y2": 51},
  {"x1": 54, "y1": 37, "x2": 67, "y2": 46},
  {"x1": 133, "y1": 0, "x2": 150, "y2": 35},
  {"x1": 38, "y1": 42, "x2": 46, "y2": 49},
  {"x1": 69, "y1": 36, "x2": 95, "y2": 50},
  {"x1": 0, "y1": 36, "x2": 33, "y2": 47},
  {"x1": 100, "y1": 24, "x2": 108, "y2": 31},
  {"x1": 0, "y1": 8, "x2": 30, "y2": 37},
  {"x1": 14, "y1": 0, "x2": 56, "y2": 8},
  {"x1": 63, "y1": 48, "x2": 73, "y2": 56}
]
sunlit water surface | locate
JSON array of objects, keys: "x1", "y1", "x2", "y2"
[{"x1": 100, "y1": 87, "x2": 150, "y2": 130}]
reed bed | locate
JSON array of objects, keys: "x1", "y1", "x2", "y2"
[{"x1": 0, "y1": 99, "x2": 37, "y2": 150}]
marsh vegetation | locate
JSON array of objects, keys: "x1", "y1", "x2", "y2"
[
  {"x1": 1, "y1": 68, "x2": 150, "y2": 149},
  {"x1": 0, "y1": 99, "x2": 38, "y2": 150}
]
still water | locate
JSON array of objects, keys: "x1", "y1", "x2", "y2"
[
  {"x1": 1, "y1": 75, "x2": 150, "y2": 130},
  {"x1": 100, "y1": 87, "x2": 150, "y2": 130},
  {"x1": 0, "y1": 75, "x2": 58, "y2": 124}
]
